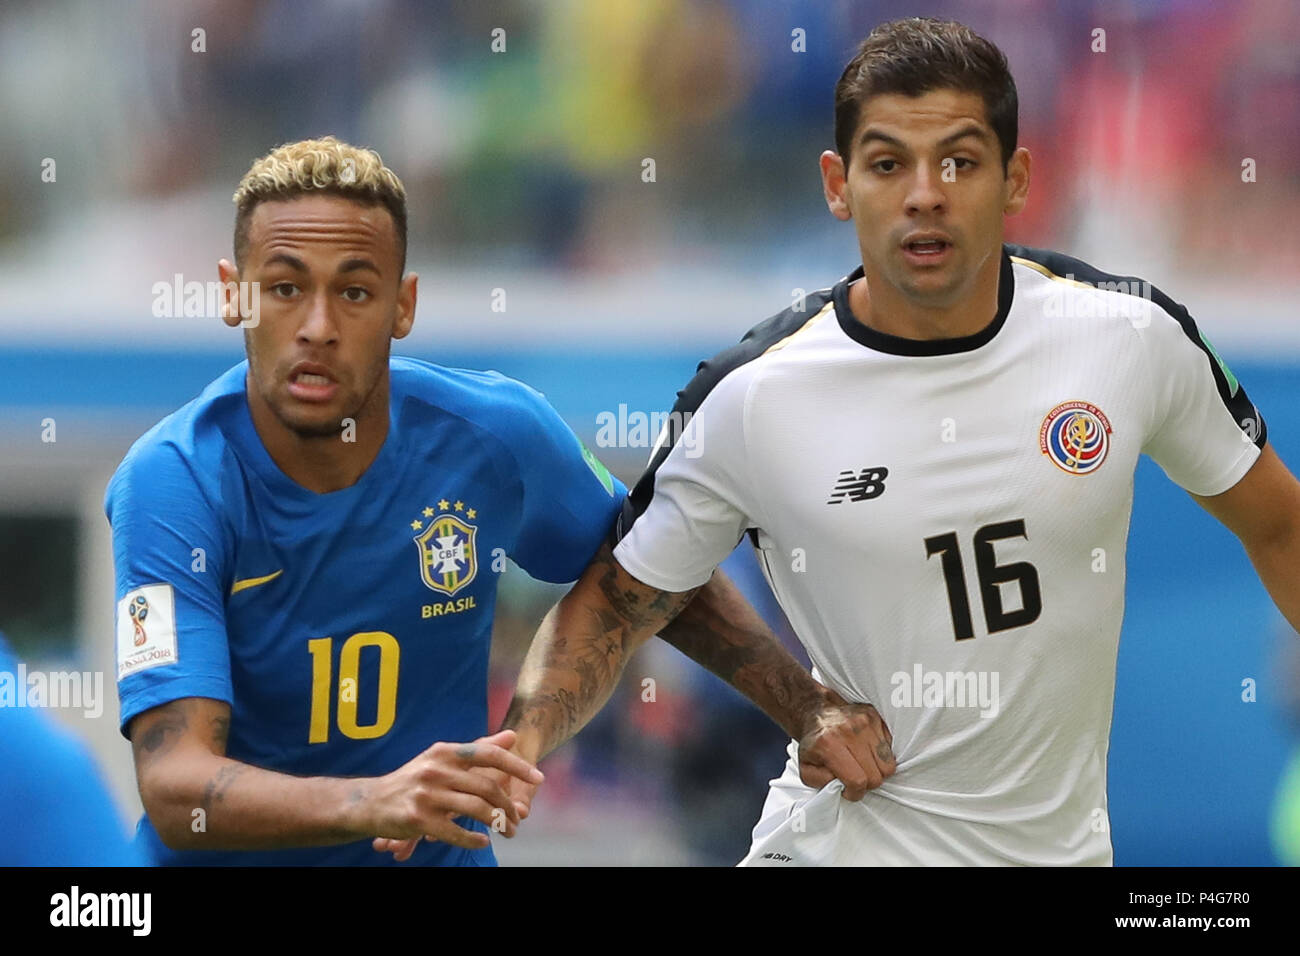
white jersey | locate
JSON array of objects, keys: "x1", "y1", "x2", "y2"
[{"x1": 613, "y1": 244, "x2": 1266, "y2": 866}]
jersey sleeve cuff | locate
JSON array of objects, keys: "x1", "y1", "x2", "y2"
[
  {"x1": 118, "y1": 675, "x2": 233, "y2": 738},
  {"x1": 611, "y1": 541, "x2": 714, "y2": 595},
  {"x1": 1191, "y1": 436, "x2": 1264, "y2": 498}
]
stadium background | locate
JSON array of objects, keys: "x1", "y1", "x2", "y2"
[{"x1": 1, "y1": 0, "x2": 1298, "y2": 865}]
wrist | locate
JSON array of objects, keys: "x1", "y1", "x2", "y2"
[
  {"x1": 789, "y1": 681, "x2": 839, "y2": 740},
  {"x1": 338, "y1": 775, "x2": 378, "y2": 838}
]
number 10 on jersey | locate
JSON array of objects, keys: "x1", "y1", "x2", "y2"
[{"x1": 306, "y1": 632, "x2": 400, "y2": 743}]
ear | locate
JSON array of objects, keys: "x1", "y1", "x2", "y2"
[
  {"x1": 217, "y1": 259, "x2": 243, "y2": 328},
  {"x1": 1003, "y1": 147, "x2": 1031, "y2": 217},
  {"x1": 392, "y1": 272, "x2": 417, "y2": 340},
  {"x1": 820, "y1": 150, "x2": 853, "y2": 222}
]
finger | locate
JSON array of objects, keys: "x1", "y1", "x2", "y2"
[
  {"x1": 430, "y1": 791, "x2": 514, "y2": 834},
  {"x1": 424, "y1": 816, "x2": 491, "y2": 851},
  {"x1": 873, "y1": 735, "x2": 897, "y2": 772},
  {"x1": 876, "y1": 709, "x2": 894, "y2": 748},
  {"x1": 813, "y1": 736, "x2": 880, "y2": 800},
  {"x1": 372, "y1": 836, "x2": 420, "y2": 860},
  {"x1": 798, "y1": 761, "x2": 836, "y2": 791},
  {"x1": 480, "y1": 729, "x2": 517, "y2": 748},
  {"x1": 843, "y1": 717, "x2": 896, "y2": 778},
  {"x1": 453, "y1": 741, "x2": 545, "y2": 785},
  {"x1": 450, "y1": 769, "x2": 521, "y2": 829},
  {"x1": 863, "y1": 706, "x2": 896, "y2": 759}
]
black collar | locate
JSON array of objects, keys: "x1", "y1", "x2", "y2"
[{"x1": 833, "y1": 248, "x2": 1015, "y2": 356}]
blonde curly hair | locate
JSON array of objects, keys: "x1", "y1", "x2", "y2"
[{"x1": 232, "y1": 136, "x2": 408, "y2": 272}]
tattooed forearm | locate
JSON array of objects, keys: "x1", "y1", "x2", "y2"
[
  {"x1": 504, "y1": 544, "x2": 700, "y2": 759},
  {"x1": 659, "y1": 570, "x2": 829, "y2": 738},
  {"x1": 200, "y1": 762, "x2": 247, "y2": 812}
]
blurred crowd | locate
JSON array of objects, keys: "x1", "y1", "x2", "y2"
[{"x1": 1, "y1": 0, "x2": 1296, "y2": 278}]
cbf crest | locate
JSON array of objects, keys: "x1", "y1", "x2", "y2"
[{"x1": 411, "y1": 499, "x2": 479, "y2": 596}]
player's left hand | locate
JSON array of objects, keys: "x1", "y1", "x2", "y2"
[{"x1": 796, "y1": 689, "x2": 896, "y2": 801}]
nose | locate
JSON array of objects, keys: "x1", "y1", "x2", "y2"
[
  {"x1": 296, "y1": 290, "x2": 339, "y2": 347},
  {"x1": 904, "y1": 162, "x2": 947, "y2": 217}
]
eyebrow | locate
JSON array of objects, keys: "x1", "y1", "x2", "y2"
[
  {"x1": 338, "y1": 258, "x2": 383, "y2": 278},
  {"x1": 263, "y1": 252, "x2": 308, "y2": 273},
  {"x1": 859, "y1": 123, "x2": 991, "y2": 151},
  {"x1": 261, "y1": 253, "x2": 383, "y2": 278}
]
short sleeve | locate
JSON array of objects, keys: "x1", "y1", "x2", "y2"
[
  {"x1": 105, "y1": 438, "x2": 233, "y2": 736},
  {"x1": 506, "y1": 387, "x2": 627, "y2": 583},
  {"x1": 613, "y1": 366, "x2": 756, "y2": 593},
  {"x1": 1140, "y1": 300, "x2": 1267, "y2": 497}
]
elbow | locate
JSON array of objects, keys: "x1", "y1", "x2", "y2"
[{"x1": 137, "y1": 767, "x2": 207, "y2": 851}]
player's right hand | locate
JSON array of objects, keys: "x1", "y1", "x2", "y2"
[
  {"x1": 796, "y1": 690, "x2": 897, "y2": 801},
  {"x1": 364, "y1": 729, "x2": 543, "y2": 858}
]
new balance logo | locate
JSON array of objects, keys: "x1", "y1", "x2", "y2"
[{"x1": 826, "y1": 467, "x2": 889, "y2": 504}]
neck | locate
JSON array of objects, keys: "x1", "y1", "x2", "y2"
[
  {"x1": 849, "y1": 247, "x2": 1003, "y2": 341},
  {"x1": 247, "y1": 372, "x2": 389, "y2": 494}
]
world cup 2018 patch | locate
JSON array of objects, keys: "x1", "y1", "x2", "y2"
[
  {"x1": 116, "y1": 583, "x2": 178, "y2": 678},
  {"x1": 1039, "y1": 400, "x2": 1112, "y2": 475}
]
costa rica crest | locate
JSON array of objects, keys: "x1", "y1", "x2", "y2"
[
  {"x1": 411, "y1": 500, "x2": 479, "y2": 596},
  {"x1": 1039, "y1": 400, "x2": 1112, "y2": 475}
]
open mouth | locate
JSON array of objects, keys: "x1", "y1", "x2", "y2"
[
  {"x1": 901, "y1": 236, "x2": 953, "y2": 265},
  {"x1": 904, "y1": 238, "x2": 950, "y2": 256},
  {"x1": 287, "y1": 365, "x2": 339, "y2": 402}
]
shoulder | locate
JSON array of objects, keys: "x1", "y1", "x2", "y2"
[
  {"x1": 388, "y1": 356, "x2": 575, "y2": 456},
  {"x1": 391, "y1": 355, "x2": 563, "y2": 432},
  {"x1": 1005, "y1": 242, "x2": 1193, "y2": 335},
  {"x1": 1008, "y1": 243, "x2": 1263, "y2": 439},
  {"x1": 105, "y1": 363, "x2": 246, "y2": 520}
]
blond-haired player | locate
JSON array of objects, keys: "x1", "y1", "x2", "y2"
[{"x1": 107, "y1": 136, "x2": 892, "y2": 866}]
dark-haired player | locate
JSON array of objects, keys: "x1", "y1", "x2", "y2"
[{"x1": 497, "y1": 18, "x2": 1300, "y2": 865}]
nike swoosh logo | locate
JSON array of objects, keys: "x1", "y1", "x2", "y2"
[{"x1": 230, "y1": 569, "x2": 283, "y2": 595}]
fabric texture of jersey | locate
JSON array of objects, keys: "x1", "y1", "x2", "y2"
[
  {"x1": 106, "y1": 356, "x2": 625, "y2": 866},
  {"x1": 614, "y1": 244, "x2": 1266, "y2": 866}
]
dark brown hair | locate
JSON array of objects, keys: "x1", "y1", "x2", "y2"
[{"x1": 834, "y1": 18, "x2": 1018, "y2": 171}]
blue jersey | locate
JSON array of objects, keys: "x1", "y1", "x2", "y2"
[
  {"x1": 105, "y1": 357, "x2": 625, "y2": 866},
  {"x1": 0, "y1": 637, "x2": 145, "y2": 866}
]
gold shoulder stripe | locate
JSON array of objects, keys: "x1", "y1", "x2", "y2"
[
  {"x1": 230, "y1": 569, "x2": 283, "y2": 595},
  {"x1": 763, "y1": 301, "x2": 834, "y2": 355},
  {"x1": 1009, "y1": 255, "x2": 1095, "y2": 290}
]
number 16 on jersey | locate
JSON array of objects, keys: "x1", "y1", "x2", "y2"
[{"x1": 924, "y1": 519, "x2": 1042, "y2": 641}]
